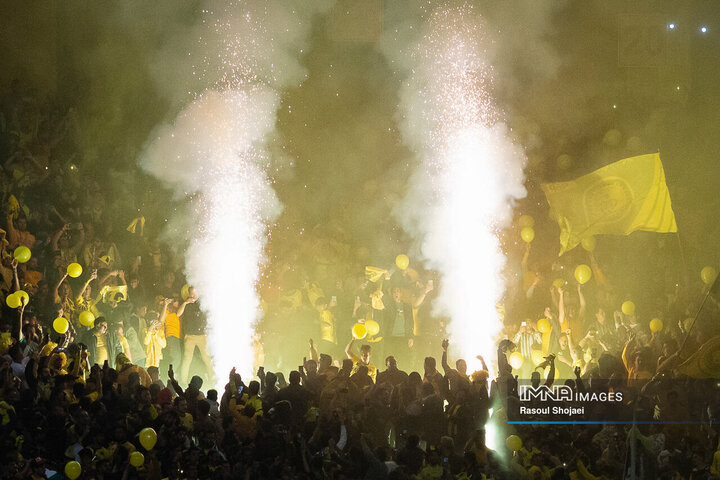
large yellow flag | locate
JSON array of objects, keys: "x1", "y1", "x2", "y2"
[{"x1": 542, "y1": 153, "x2": 677, "y2": 255}]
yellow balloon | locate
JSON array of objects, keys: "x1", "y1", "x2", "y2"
[
  {"x1": 506, "y1": 434, "x2": 523, "y2": 452},
  {"x1": 621, "y1": 301, "x2": 636, "y2": 316},
  {"x1": 130, "y1": 451, "x2": 145, "y2": 467},
  {"x1": 518, "y1": 215, "x2": 534, "y2": 228},
  {"x1": 520, "y1": 227, "x2": 535, "y2": 243},
  {"x1": 352, "y1": 323, "x2": 368, "y2": 340},
  {"x1": 701, "y1": 266, "x2": 717, "y2": 285},
  {"x1": 16, "y1": 290, "x2": 29, "y2": 306},
  {"x1": 552, "y1": 278, "x2": 565, "y2": 289},
  {"x1": 65, "y1": 461, "x2": 82, "y2": 480},
  {"x1": 67, "y1": 262, "x2": 83, "y2": 278},
  {"x1": 5, "y1": 293, "x2": 21, "y2": 309},
  {"x1": 395, "y1": 254, "x2": 410, "y2": 271},
  {"x1": 181, "y1": 283, "x2": 190, "y2": 300},
  {"x1": 53, "y1": 317, "x2": 69, "y2": 334},
  {"x1": 649, "y1": 318, "x2": 663, "y2": 332},
  {"x1": 13, "y1": 246, "x2": 31, "y2": 263},
  {"x1": 574, "y1": 264, "x2": 592, "y2": 284},
  {"x1": 508, "y1": 351, "x2": 524, "y2": 370},
  {"x1": 365, "y1": 320, "x2": 380, "y2": 336},
  {"x1": 531, "y1": 350, "x2": 545, "y2": 366},
  {"x1": 139, "y1": 427, "x2": 157, "y2": 451},
  {"x1": 581, "y1": 236, "x2": 596, "y2": 252},
  {"x1": 79, "y1": 311, "x2": 96, "y2": 327},
  {"x1": 537, "y1": 318, "x2": 551, "y2": 334}
]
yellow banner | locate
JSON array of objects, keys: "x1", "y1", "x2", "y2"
[
  {"x1": 365, "y1": 265, "x2": 388, "y2": 283},
  {"x1": 677, "y1": 336, "x2": 720, "y2": 378},
  {"x1": 542, "y1": 153, "x2": 677, "y2": 255}
]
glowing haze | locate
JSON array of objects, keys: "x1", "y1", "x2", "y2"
[
  {"x1": 382, "y1": 3, "x2": 526, "y2": 370},
  {"x1": 141, "y1": 1, "x2": 332, "y2": 384}
]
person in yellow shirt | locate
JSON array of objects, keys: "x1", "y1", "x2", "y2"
[
  {"x1": 315, "y1": 296, "x2": 340, "y2": 359},
  {"x1": 163, "y1": 296, "x2": 188, "y2": 373},
  {"x1": 345, "y1": 337, "x2": 377, "y2": 383},
  {"x1": 75, "y1": 270, "x2": 101, "y2": 318},
  {"x1": 53, "y1": 278, "x2": 76, "y2": 319},
  {"x1": 6, "y1": 213, "x2": 35, "y2": 249},
  {"x1": 240, "y1": 381, "x2": 263, "y2": 418},
  {"x1": 144, "y1": 317, "x2": 166, "y2": 369}
]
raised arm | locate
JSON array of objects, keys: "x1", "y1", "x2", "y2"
[
  {"x1": 544, "y1": 355, "x2": 556, "y2": 388},
  {"x1": 577, "y1": 284, "x2": 586, "y2": 323},
  {"x1": 77, "y1": 270, "x2": 98, "y2": 300},
  {"x1": 11, "y1": 259, "x2": 20, "y2": 293},
  {"x1": 117, "y1": 269, "x2": 127, "y2": 287},
  {"x1": 621, "y1": 335, "x2": 635, "y2": 372},
  {"x1": 99, "y1": 270, "x2": 119, "y2": 287},
  {"x1": 567, "y1": 329, "x2": 580, "y2": 363},
  {"x1": 412, "y1": 280, "x2": 434, "y2": 309},
  {"x1": 574, "y1": 365, "x2": 585, "y2": 393},
  {"x1": 159, "y1": 298, "x2": 171, "y2": 323},
  {"x1": 441, "y1": 338, "x2": 451, "y2": 374},
  {"x1": 52, "y1": 224, "x2": 69, "y2": 251},
  {"x1": 176, "y1": 296, "x2": 195, "y2": 317},
  {"x1": 6, "y1": 213, "x2": 17, "y2": 242},
  {"x1": 309, "y1": 338, "x2": 318, "y2": 363},
  {"x1": 477, "y1": 354, "x2": 488, "y2": 372},
  {"x1": 344, "y1": 337, "x2": 355, "y2": 359},
  {"x1": 168, "y1": 365, "x2": 184, "y2": 396},
  {"x1": 53, "y1": 272, "x2": 69, "y2": 302}
]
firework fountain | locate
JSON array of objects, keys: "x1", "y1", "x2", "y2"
[
  {"x1": 141, "y1": 2, "x2": 332, "y2": 385},
  {"x1": 382, "y1": 3, "x2": 527, "y2": 371}
]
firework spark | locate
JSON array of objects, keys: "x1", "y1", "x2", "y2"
[
  {"x1": 388, "y1": 4, "x2": 526, "y2": 372},
  {"x1": 142, "y1": 1, "x2": 333, "y2": 385}
]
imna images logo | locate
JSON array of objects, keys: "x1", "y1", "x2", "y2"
[{"x1": 518, "y1": 385, "x2": 623, "y2": 403}]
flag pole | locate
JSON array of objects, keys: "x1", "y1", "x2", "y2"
[
  {"x1": 660, "y1": 148, "x2": 688, "y2": 281},
  {"x1": 680, "y1": 276, "x2": 718, "y2": 352}
]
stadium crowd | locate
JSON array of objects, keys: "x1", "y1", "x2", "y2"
[{"x1": 2, "y1": 83, "x2": 720, "y2": 480}]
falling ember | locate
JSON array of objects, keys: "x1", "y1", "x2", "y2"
[{"x1": 388, "y1": 4, "x2": 526, "y2": 372}]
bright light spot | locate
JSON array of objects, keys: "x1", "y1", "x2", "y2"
[
  {"x1": 612, "y1": 104, "x2": 617, "y2": 109},
  {"x1": 700, "y1": 25, "x2": 708, "y2": 33},
  {"x1": 676, "y1": 85, "x2": 681, "y2": 90},
  {"x1": 485, "y1": 410, "x2": 497, "y2": 451},
  {"x1": 667, "y1": 23, "x2": 675, "y2": 30}
]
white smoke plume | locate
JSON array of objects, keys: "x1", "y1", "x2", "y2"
[
  {"x1": 381, "y1": 2, "x2": 527, "y2": 370},
  {"x1": 140, "y1": 0, "x2": 333, "y2": 384}
]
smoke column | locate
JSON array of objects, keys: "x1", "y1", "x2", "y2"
[
  {"x1": 382, "y1": 3, "x2": 527, "y2": 370},
  {"x1": 141, "y1": 1, "x2": 332, "y2": 384}
]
